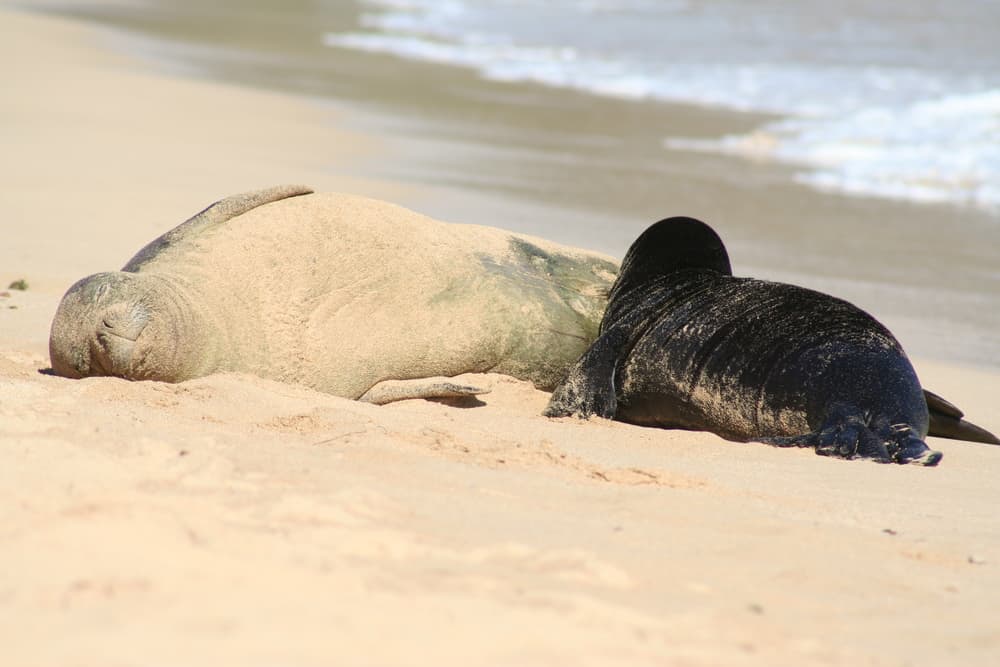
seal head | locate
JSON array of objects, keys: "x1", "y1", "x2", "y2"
[{"x1": 49, "y1": 272, "x2": 214, "y2": 382}]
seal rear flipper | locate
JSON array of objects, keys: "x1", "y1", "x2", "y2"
[
  {"x1": 359, "y1": 377, "x2": 490, "y2": 405},
  {"x1": 924, "y1": 389, "x2": 964, "y2": 419},
  {"x1": 927, "y1": 413, "x2": 1000, "y2": 445},
  {"x1": 123, "y1": 185, "x2": 315, "y2": 271},
  {"x1": 924, "y1": 389, "x2": 1000, "y2": 445},
  {"x1": 543, "y1": 326, "x2": 631, "y2": 419}
]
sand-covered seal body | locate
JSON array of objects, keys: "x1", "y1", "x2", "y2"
[
  {"x1": 50, "y1": 186, "x2": 617, "y2": 402},
  {"x1": 545, "y1": 217, "x2": 999, "y2": 465}
]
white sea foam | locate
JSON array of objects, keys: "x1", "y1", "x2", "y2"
[
  {"x1": 326, "y1": 0, "x2": 1000, "y2": 211},
  {"x1": 668, "y1": 90, "x2": 1000, "y2": 208}
]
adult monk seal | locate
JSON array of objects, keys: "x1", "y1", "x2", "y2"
[
  {"x1": 49, "y1": 185, "x2": 617, "y2": 403},
  {"x1": 544, "y1": 216, "x2": 999, "y2": 465}
]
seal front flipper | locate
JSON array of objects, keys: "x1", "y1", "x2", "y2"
[
  {"x1": 544, "y1": 327, "x2": 631, "y2": 419},
  {"x1": 359, "y1": 377, "x2": 491, "y2": 406},
  {"x1": 924, "y1": 389, "x2": 1000, "y2": 445}
]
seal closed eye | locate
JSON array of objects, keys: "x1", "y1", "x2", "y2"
[{"x1": 545, "y1": 216, "x2": 999, "y2": 466}]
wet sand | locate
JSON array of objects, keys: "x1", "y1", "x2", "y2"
[{"x1": 2, "y1": 4, "x2": 1000, "y2": 666}]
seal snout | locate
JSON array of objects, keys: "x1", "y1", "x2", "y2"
[{"x1": 90, "y1": 304, "x2": 149, "y2": 377}]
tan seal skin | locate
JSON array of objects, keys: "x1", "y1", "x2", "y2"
[{"x1": 50, "y1": 186, "x2": 618, "y2": 403}]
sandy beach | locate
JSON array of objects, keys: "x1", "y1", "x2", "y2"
[{"x1": 2, "y1": 5, "x2": 1000, "y2": 666}]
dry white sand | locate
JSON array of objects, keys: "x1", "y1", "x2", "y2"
[{"x1": 2, "y1": 7, "x2": 999, "y2": 666}]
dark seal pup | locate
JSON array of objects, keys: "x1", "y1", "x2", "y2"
[{"x1": 545, "y1": 217, "x2": 999, "y2": 466}]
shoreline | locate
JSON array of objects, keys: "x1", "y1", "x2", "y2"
[{"x1": 2, "y1": 7, "x2": 1000, "y2": 666}]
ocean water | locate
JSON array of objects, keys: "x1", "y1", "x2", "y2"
[{"x1": 326, "y1": 0, "x2": 1000, "y2": 211}]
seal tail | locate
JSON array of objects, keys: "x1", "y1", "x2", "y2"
[{"x1": 925, "y1": 389, "x2": 1000, "y2": 445}]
